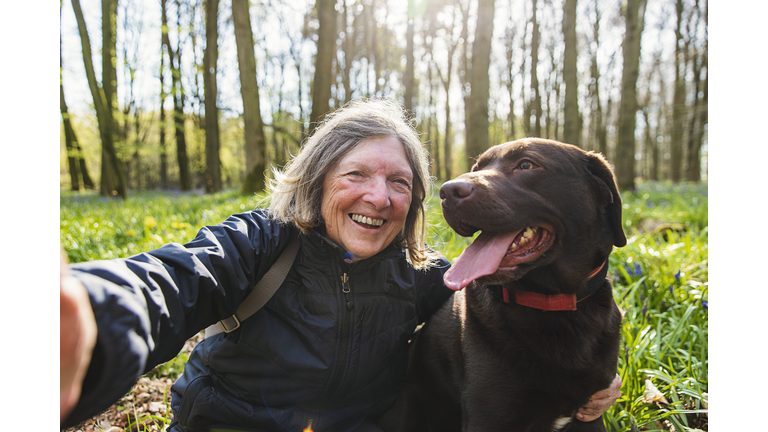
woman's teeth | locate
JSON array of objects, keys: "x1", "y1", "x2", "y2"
[{"x1": 351, "y1": 213, "x2": 384, "y2": 227}]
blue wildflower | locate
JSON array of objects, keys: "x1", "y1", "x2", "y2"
[
  {"x1": 634, "y1": 263, "x2": 643, "y2": 277},
  {"x1": 669, "y1": 284, "x2": 674, "y2": 295},
  {"x1": 675, "y1": 269, "x2": 681, "y2": 281},
  {"x1": 702, "y1": 300, "x2": 708, "y2": 310}
]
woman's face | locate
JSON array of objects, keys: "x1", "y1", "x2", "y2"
[{"x1": 321, "y1": 136, "x2": 413, "y2": 261}]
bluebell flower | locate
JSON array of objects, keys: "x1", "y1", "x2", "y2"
[
  {"x1": 702, "y1": 300, "x2": 708, "y2": 310},
  {"x1": 675, "y1": 269, "x2": 681, "y2": 281},
  {"x1": 634, "y1": 263, "x2": 643, "y2": 277},
  {"x1": 669, "y1": 284, "x2": 674, "y2": 295},
  {"x1": 623, "y1": 263, "x2": 632, "y2": 275}
]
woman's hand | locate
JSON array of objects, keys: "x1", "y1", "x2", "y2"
[
  {"x1": 576, "y1": 374, "x2": 622, "y2": 422},
  {"x1": 60, "y1": 250, "x2": 97, "y2": 421}
]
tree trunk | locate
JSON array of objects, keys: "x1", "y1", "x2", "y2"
[
  {"x1": 233, "y1": 0, "x2": 267, "y2": 194},
  {"x1": 403, "y1": 0, "x2": 415, "y2": 112},
  {"x1": 99, "y1": 0, "x2": 119, "y2": 195},
  {"x1": 588, "y1": 0, "x2": 606, "y2": 155},
  {"x1": 341, "y1": 0, "x2": 354, "y2": 105},
  {"x1": 444, "y1": 87, "x2": 453, "y2": 181},
  {"x1": 670, "y1": 0, "x2": 686, "y2": 182},
  {"x1": 61, "y1": 7, "x2": 93, "y2": 191},
  {"x1": 159, "y1": 8, "x2": 168, "y2": 189},
  {"x1": 310, "y1": 0, "x2": 338, "y2": 130},
  {"x1": 530, "y1": 0, "x2": 542, "y2": 137},
  {"x1": 71, "y1": 0, "x2": 127, "y2": 198},
  {"x1": 685, "y1": 3, "x2": 705, "y2": 182},
  {"x1": 204, "y1": 0, "x2": 222, "y2": 193},
  {"x1": 615, "y1": 0, "x2": 647, "y2": 191},
  {"x1": 562, "y1": 0, "x2": 579, "y2": 146},
  {"x1": 505, "y1": 15, "x2": 516, "y2": 141},
  {"x1": 162, "y1": 0, "x2": 191, "y2": 190},
  {"x1": 691, "y1": 45, "x2": 707, "y2": 181},
  {"x1": 61, "y1": 83, "x2": 82, "y2": 191},
  {"x1": 464, "y1": 0, "x2": 495, "y2": 162}
]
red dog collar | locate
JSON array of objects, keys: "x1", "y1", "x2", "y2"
[{"x1": 494, "y1": 261, "x2": 609, "y2": 312}]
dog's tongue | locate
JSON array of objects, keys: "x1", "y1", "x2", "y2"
[{"x1": 443, "y1": 230, "x2": 518, "y2": 291}]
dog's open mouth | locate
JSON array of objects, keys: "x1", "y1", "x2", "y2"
[{"x1": 443, "y1": 225, "x2": 554, "y2": 290}]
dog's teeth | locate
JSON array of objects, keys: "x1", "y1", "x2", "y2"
[
  {"x1": 523, "y1": 228, "x2": 534, "y2": 238},
  {"x1": 520, "y1": 237, "x2": 528, "y2": 245},
  {"x1": 511, "y1": 242, "x2": 518, "y2": 249}
]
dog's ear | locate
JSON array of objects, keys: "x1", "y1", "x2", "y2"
[{"x1": 585, "y1": 152, "x2": 627, "y2": 247}]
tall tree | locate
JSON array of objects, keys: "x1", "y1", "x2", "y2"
[
  {"x1": 203, "y1": 0, "x2": 222, "y2": 193},
  {"x1": 61, "y1": 3, "x2": 94, "y2": 191},
  {"x1": 587, "y1": 0, "x2": 606, "y2": 155},
  {"x1": 464, "y1": 0, "x2": 495, "y2": 161},
  {"x1": 233, "y1": 0, "x2": 267, "y2": 194},
  {"x1": 686, "y1": 0, "x2": 706, "y2": 182},
  {"x1": 669, "y1": 0, "x2": 686, "y2": 182},
  {"x1": 71, "y1": 0, "x2": 127, "y2": 198},
  {"x1": 433, "y1": 3, "x2": 462, "y2": 180},
  {"x1": 100, "y1": 0, "x2": 119, "y2": 195},
  {"x1": 159, "y1": 7, "x2": 168, "y2": 189},
  {"x1": 615, "y1": 0, "x2": 648, "y2": 190},
  {"x1": 162, "y1": 0, "x2": 192, "y2": 190},
  {"x1": 403, "y1": 0, "x2": 416, "y2": 112},
  {"x1": 310, "y1": 0, "x2": 338, "y2": 130},
  {"x1": 340, "y1": 0, "x2": 355, "y2": 105},
  {"x1": 562, "y1": 0, "x2": 579, "y2": 145},
  {"x1": 504, "y1": 22, "x2": 517, "y2": 141},
  {"x1": 528, "y1": 0, "x2": 542, "y2": 137}
]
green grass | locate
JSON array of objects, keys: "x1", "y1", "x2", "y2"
[{"x1": 60, "y1": 181, "x2": 708, "y2": 431}]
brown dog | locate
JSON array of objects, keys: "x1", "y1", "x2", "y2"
[{"x1": 379, "y1": 139, "x2": 626, "y2": 432}]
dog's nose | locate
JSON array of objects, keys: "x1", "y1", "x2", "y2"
[{"x1": 440, "y1": 181, "x2": 474, "y2": 201}]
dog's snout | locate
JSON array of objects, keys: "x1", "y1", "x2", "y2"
[{"x1": 440, "y1": 181, "x2": 474, "y2": 201}]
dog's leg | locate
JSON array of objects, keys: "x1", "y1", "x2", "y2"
[{"x1": 377, "y1": 383, "x2": 426, "y2": 432}]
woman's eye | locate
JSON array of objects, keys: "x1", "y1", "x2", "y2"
[{"x1": 393, "y1": 178, "x2": 412, "y2": 188}]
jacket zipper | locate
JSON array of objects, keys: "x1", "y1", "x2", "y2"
[{"x1": 327, "y1": 257, "x2": 354, "y2": 399}]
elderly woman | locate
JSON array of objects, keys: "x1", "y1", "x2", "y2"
[{"x1": 60, "y1": 99, "x2": 619, "y2": 432}]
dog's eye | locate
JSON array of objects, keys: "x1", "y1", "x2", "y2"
[{"x1": 518, "y1": 161, "x2": 538, "y2": 170}]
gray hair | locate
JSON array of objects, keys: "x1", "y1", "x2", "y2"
[{"x1": 267, "y1": 99, "x2": 437, "y2": 269}]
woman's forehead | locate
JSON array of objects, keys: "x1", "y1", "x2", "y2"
[{"x1": 337, "y1": 137, "x2": 413, "y2": 174}]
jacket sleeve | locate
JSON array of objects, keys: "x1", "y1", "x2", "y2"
[
  {"x1": 414, "y1": 255, "x2": 453, "y2": 324},
  {"x1": 63, "y1": 210, "x2": 295, "y2": 427}
]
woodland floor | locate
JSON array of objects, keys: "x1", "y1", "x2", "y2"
[{"x1": 64, "y1": 333, "x2": 204, "y2": 432}]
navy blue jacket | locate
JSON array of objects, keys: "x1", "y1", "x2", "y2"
[{"x1": 65, "y1": 210, "x2": 451, "y2": 431}]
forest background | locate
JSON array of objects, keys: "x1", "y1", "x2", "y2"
[
  {"x1": 58, "y1": 0, "x2": 706, "y2": 195},
  {"x1": 0, "y1": 0, "x2": 760, "y2": 430}
]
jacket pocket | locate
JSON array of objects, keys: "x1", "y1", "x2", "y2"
[{"x1": 176, "y1": 375, "x2": 214, "y2": 429}]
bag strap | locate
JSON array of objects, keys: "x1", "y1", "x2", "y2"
[{"x1": 205, "y1": 235, "x2": 300, "y2": 338}]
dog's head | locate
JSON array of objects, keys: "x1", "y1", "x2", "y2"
[{"x1": 440, "y1": 138, "x2": 626, "y2": 294}]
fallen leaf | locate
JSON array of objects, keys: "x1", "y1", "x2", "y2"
[{"x1": 642, "y1": 379, "x2": 669, "y2": 404}]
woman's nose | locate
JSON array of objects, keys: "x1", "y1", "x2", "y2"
[{"x1": 364, "y1": 177, "x2": 391, "y2": 209}]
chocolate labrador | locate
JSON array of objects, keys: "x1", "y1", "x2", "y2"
[{"x1": 379, "y1": 138, "x2": 626, "y2": 432}]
